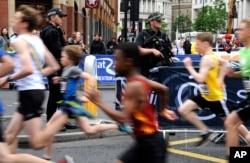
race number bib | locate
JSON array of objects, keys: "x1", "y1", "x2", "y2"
[
  {"x1": 243, "y1": 79, "x2": 250, "y2": 92},
  {"x1": 199, "y1": 84, "x2": 209, "y2": 95},
  {"x1": 60, "y1": 81, "x2": 67, "y2": 93}
]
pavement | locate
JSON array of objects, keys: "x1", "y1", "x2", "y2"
[{"x1": 0, "y1": 88, "x2": 127, "y2": 145}]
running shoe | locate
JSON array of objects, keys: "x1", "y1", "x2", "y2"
[
  {"x1": 56, "y1": 155, "x2": 75, "y2": 163},
  {"x1": 195, "y1": 131, "x2": 212, "y2": 146},
  {"x1": 118, "y1": 124, "x2": 132, "y2": 135}
]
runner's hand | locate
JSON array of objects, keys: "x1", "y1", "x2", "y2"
[
  {"x1": 226, "y1": 67, "x2": 235, "y2": 77},
  {"x1": 160, "y1": 109, "x2": 177, "y2": 121},
  {"x1": 183, "y1": 57, "x2": 192, "y2": 67}
]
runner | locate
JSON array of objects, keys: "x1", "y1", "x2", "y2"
[
  {"x1": 34, "y1": 45, "x2": 131, "y2": 152},
  {"x1": 0, "y1": 49, "x2": 74, "y2": 163},
  {"x1": 225, "y1": 18, "x2": 250, "y2": 159},
  {"x1": 0, "y1": 5, "x2": 60, "y2": 153},
  {"x1": 178, "y1": 32, "x2": 250, "y2": 146},
  {"x1": 86, "y1": 42, "x2": 177, "y2": 163}
]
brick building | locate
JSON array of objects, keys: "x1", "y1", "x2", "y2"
[{"x1": 0, "y1": 0, "x2": 118, "y2": 48}]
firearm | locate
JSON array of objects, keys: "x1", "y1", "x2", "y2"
[{"x1": 143, "y1": 35, "x2": 174, "y2": 67}]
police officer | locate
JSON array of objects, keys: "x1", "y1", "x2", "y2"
[
  {"x1": 135, "y1": 12, "x2": 173, "y2": 78},
  {"x1": 40, "y1": 8, "x2": 72, "y2": 128}
]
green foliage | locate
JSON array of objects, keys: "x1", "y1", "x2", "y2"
[
  {"x1": 192, "y1": 0, "x2": 228, "y2": 33},
  {"x1": 160, "y1": 21, "x2": 169, "y2": 33},
  {"x1": 172, "y1": 15, "x2": 192, "y2": 33},
  {"x1": 145, "y1": 20, "x2": 169, "y2": 33}
]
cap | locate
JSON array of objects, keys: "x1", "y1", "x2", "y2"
[
  {"x1": 47, "y1": 8, "x2": 67, "y2": 17},
  {"x1": 147, "y1": 13, "x2": 164, "y2": 23}
]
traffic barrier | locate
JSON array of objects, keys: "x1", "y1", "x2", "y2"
[{"x1": 83, "y1": 55, "x2": 98, "y2": 116}]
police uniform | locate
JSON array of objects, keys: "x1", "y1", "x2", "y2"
[
  {"x1": 135, "y1": 13, "x2": 172, "y2": 78},
  {"x1": 40, "y1": 8, "x2": 67, "y2": 122}
]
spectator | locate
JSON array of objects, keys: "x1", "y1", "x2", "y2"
[
  {"x1": 191, "y1": 40, "x2": 199, "y2": 54},
  {"x1": 106, "y1": 37, "x2": 118, "y2": 54},
  {"x1": 67, "y1": 32, "x2": 76, "y2": 44},
  {"x1": 1, "y1": 27, "x2": 10, "y2": 48},
  {"x1": 68, "y1": 31, "x2": 86, "y2": 53},
  {"x1": 221, "y1": 38, "x2": 231, "y2": 53},
  {"x1": 0, "y1": 36, "x2": 7, "y2": 51},
  {"x1": 183, "y1": 36, "x2": 192, "y2": 54},
  {"x1": 174, "y1": 40, "x2": 185, "y2": 55},
  {"x1": 90, "y1": 33, "x2": 106, "y2": 54},
  {"x1": 213, "y1": 36, "x2": 224, "y2": 52}
]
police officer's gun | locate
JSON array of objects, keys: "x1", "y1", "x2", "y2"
[{"x1": 143, "y1": 35, "x2": 174, "y2": 67}]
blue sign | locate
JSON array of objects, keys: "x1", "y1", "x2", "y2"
[{"x1": 95, "y1": 55, "x2": 116, "y2": 85}]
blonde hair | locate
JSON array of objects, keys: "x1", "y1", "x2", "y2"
[
  {"x1": 196, "y1": 32, "x2": 213, "y2": 47},
  {"x1": 62, "y1": 45, "x2": 83, "y2": 65},
  {"x1": 241, "y1": 18, "x2": 250, "y2": 29}
]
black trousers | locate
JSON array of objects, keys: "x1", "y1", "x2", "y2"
[
  {"x1": 0, "y1": 114, "x2": 4, "y2": 142},
  {"x1": 46, "y1": 76, "x2": 63, "y2": 121}
]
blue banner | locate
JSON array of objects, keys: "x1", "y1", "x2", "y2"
[
  {"x1": 155, "y1": 66, "x2": 250, "y2": 129},
  {"x1": 89, "y1": 55, "x2": 200, "y2": 85},
  {"x1": 95, "y1": 55, "x2": 116, "y2": 85}
]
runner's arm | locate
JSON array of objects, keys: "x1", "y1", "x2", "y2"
[
  {"x1": 218, "y1": 58, "x2": 227, "y2": 87},
  {"x1": 147, "y1": 79, "x2": 168, "y2": 112},
  {"x1": 41, "y1": 47, "x2": 60, "y2": 77},
  {"x1": 85, "y1": 82, "x2": 138, "y2": 123},
  {"x1": 184, "y1": 56, "x2": 212, "y2": 83},
  {"x1": 0, "y1": 55, "x2": 14, "y2": 77}
]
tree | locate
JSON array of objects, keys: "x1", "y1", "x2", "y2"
[
  {"x1": 192, "y1": 0, "x2": 228, "y2": 33},
  {"x1": 172, "y1": 15, "x2": 192, "y2": 33}
]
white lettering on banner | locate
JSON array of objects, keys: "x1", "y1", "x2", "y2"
[
  {"x1": 96, "y1": 58, "x2": 115, "y2": 75},
  {"x1": 97, "y1": 76, "x2": 116, "y2": 81}
]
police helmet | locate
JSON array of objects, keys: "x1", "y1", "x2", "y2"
[{"x1": 147, "y1": 13, "x2": 164, "y2": 23}]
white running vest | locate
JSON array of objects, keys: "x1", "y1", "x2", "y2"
[{"x1": 13, "y1": 34, "x2": 46, "y2": 91}]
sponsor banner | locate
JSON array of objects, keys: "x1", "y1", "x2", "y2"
[
  {"x1": 156, "y1": 66, "x2": 250, "y2": 128},
  {"x1": 96, "y1": 55, "x2": 116, "y2": 85},
  {"x1": 173, "y1": 51, "x2": 240, "y2": 62},
  {"x1": 81, "y1": 55, "x2": 115, "y2": 85}
]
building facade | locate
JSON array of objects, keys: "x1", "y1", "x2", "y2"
[
  {"x1": 171, "y1": 0, "x2": 192, "y2": 40},
  {"x1": 0, "y1": 0, "x2": 118, "y2": 48},
  {"x1": 119, "y1": 0, "x2": 172, "y2": 37}
]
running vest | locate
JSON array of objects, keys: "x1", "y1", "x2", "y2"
[
  {"x1": 13, "y1": 34, "x2": 45, "y2": 91},
  {"x1": 239, "y1": 48, "x2": 250, "y2": 92},
  {"x1": 128, "y1": 77, "x2": 158, "y2": 138},
  {"x1": 240, "y1": 48, "x2": 250, "y2": 77},
  {"x1": 200, "y1": 53, "x2": 224, "y2": 101}
]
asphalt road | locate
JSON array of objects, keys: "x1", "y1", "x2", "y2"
[
  {"x1": 18, "y1": 133, "x2": 228, "y2": 163},
  {"x1": 0, "y1": 89, "x2": 230, "y2": 163}
]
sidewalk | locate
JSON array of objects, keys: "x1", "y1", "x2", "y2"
[{"x1": 1, "y1": 115, "x2": 126, "y2": 145}]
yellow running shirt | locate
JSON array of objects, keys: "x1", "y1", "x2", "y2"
[{"x1": 199, "y1": 53, "x2": 224, "y2": 101}]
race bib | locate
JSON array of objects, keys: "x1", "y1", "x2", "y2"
[
  {"x1": 243, "y1": 79, "x2": 250, "y2": 92},
  {"x1": 199, "y1": 84, "x2": 209, "y2": 95},
  {"x1": 60, "y1": 81, "x2": 67, "y2": 93}
]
